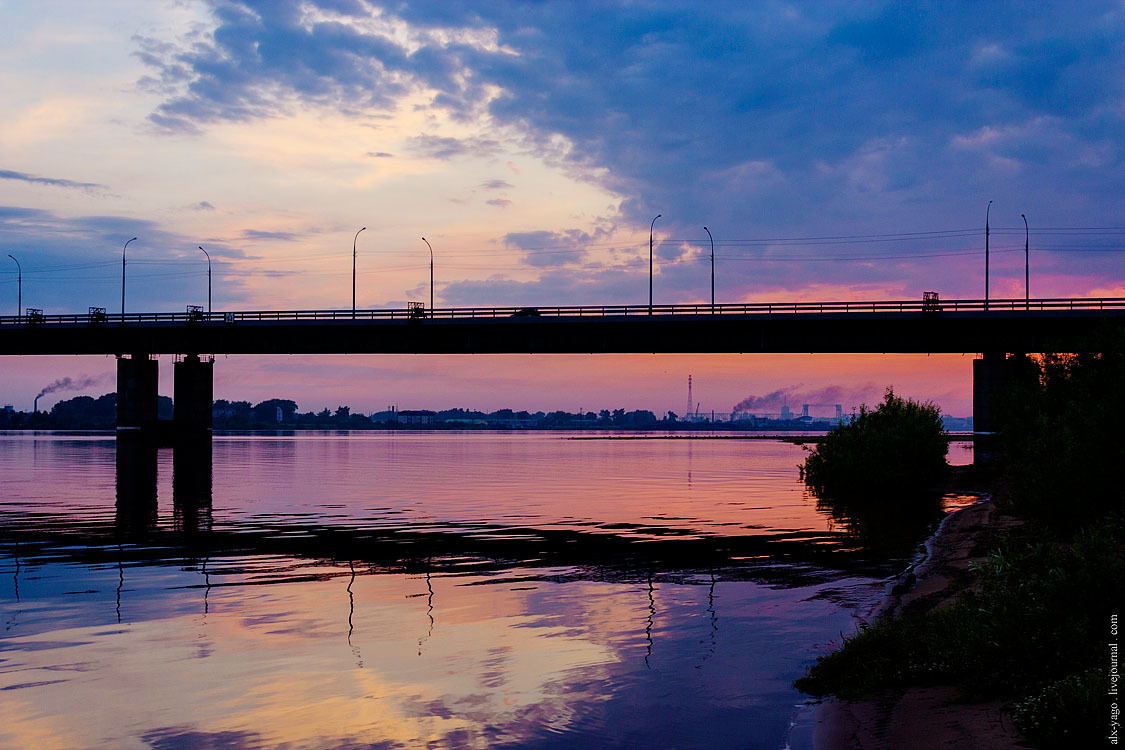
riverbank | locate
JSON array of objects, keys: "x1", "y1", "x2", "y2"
[{"x1": 807, "y1": 480, "x2": 1028, "y2": 749}]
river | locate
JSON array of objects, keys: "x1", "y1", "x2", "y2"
[{"x1": 0, "y1": 431, "x2": 974, "y2": 749}]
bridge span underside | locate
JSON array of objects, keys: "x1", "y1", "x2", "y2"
[
  {"x1": 4, "y1": 305, "x2": 1121, "y2": 456},
  {"x1": 1, "y1": 308, "x2": 1119, "y2": 356}
]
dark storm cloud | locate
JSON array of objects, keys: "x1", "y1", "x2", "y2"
[
  {"x1": 137, "y1": 1, "x2": 1125, "y2": 299},
  {"x1": 0, "y1": 169, "x2": 106, "y2": 192}
]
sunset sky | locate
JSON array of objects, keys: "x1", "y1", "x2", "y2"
[{"x1": 2, "y1": 1, "x2": 1123, "y2": 415}]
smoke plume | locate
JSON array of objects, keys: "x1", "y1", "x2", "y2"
[
  {"x1": 731, "y1": 384, "x2": 883, "y2": 414},
  {"x1": 36, "y1": 374, "x2": 112, "y2": 400}
]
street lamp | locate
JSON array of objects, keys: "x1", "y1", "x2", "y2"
[
  {"x1": 198, "y1": 246, "x2": 211, "y2": 315},
  {"x1": 7, "y1": 254, "x2": 20, "y2": 318},
  {"x1": 1022, "y1": 213, "x2": 1029, "y2": 310},
  {"x1": 421, "y1": 237, "x2": 434, "y2": 317},
  {"x1": 703, "y1": 226, "x2": 714, "y2": 312},
  {"x1": 352, "y1": 226, "x2": 366, "y2": 318},
  {"x1": 122, "y1": 237, "x2": 137, "y2": 316},
  {"x1": 984, "y1": 201, "x2": 992, "y2": 310},
  {"x1": 649, "y1": 214, "x2": 661, "y2": 314}
]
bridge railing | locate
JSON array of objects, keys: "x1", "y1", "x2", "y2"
[{"x1": 2, "y1": 297, "x2": 1124, "y2": 327}]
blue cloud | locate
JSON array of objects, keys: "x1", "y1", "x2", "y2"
[
  {"x1": 0, "y1": 169, "x2": 106, "y2": 192},
  {"x1": 0, "y1": 207, "x2": 251, "y2": 313},
  {"x1": 133, "y1": 1, "x2": 1125, "y2": 300}
]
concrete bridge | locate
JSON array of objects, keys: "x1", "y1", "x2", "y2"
[{"x1": 3, "y1": 296, "x2": 1122, "y2": 438}]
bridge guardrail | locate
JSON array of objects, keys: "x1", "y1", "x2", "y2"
[{"x1": 2, "y1": 297, "x2": 1124, "y2": 327}]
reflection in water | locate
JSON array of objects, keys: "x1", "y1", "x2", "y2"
[
  {"x1": 0, "y1": 432, "x2": 975, "y2": 749},
  {"x1": 115, "y1": 551, "x2": 123, "y2": 624},
  {"x1": 114, "y1": 438, "x2": 157, "y2": 536},
  {"x1": 201, "y1": 556, "x2": 211, "y2": 616},
  {"x1": 813, "y1": 492, "x2": 950, "y2": 558},
  {"x1": 418, "y1": 569, "x2": 435, "y2": 656},
  {"x1": 698, "y1": 572, "x2": 718, "y2": 668},
  {"x1": 347, "y1": 560, "x2": 364, "y2": 668},
  {"x1": 645, "y1": 571, "x2": 656, "y2": 668},
  {"x1": 172, "y1": 439, "x2": 213, "y2": 535}
]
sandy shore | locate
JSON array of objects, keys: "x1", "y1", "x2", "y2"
[{"x1": 805, "y1": 497, "x2": 1029, "y2": 750}]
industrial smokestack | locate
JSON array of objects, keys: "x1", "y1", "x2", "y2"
[
  {"x1": 32, "y1": 374, "x2": 111, "y2": 415},
  {"x1": 34, "y1": 395, "x2": 40, "y2": 413}
]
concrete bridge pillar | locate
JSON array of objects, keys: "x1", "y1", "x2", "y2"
[
  {"x1": 173, "y1": 354, "x2": 214, "y2": 438},
  {"x1": 116, "y1": 354, "x2": 158, "y2": 436},
  {"x1": 973, "y1": 350, "x2": 1035, "y2": 463}
]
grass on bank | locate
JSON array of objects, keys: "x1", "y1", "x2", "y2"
[
  {"x1": 796, "y1": 343, "x2": 1125, "y2": 748},
  {"x1": 796, "y1": 519, "x2": 1122, "y2": 747}
]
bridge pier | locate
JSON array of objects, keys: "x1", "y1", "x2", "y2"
[
  {"x1": 173, "y1": 354, "x2": 214, "y2": 440},
  {"x1": 116, "y1": 354, "x2": 159, "y2": 437},
  {"x1": 973, "y1": 350, "x2": 1035, "y2": 463}
]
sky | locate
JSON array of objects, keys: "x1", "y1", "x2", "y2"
[{"x1": 1, "y1": 1, "x2": 1123, "y2": 415}]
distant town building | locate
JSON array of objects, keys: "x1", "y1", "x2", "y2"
[{"x1": 397, "y1": 409, "x2": 436, "y2": 425}]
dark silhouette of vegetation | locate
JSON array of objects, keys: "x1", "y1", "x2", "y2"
[
  {"x1": 796, "y1": 519, "x2": 1122, "y2": 747},
  {"x1": 813, "y1": 492, "x2": 947, "y2": 558},
  {"x1": 797, "y1": 343, "x2": 1125, "y2": 748},
  {"x1": 4, "y1": 395, "x2": 839, "y2": 431},
  {"x1": 1000, "y1": 343, "x2": 1125, "y2": 529},
  {"x1": 801, "y1": 388, "x2": 947, "y2": 500}
]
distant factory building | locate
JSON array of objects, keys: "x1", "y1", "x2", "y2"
[{"x1": 397, "y1": 409, "x2": 436, "y2": 425}]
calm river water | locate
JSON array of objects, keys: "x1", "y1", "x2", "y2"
[{"x1": 0, "y1": 431, "x2": 974, "y2": 749}]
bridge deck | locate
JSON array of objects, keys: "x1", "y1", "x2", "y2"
[{"x1": 2, "y1": 298, "x2": 1122, "y2": 355}]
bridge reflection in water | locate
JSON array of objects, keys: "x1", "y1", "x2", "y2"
[{"x1": 2, "y1": 433, "x2": 983, "y2": 748}]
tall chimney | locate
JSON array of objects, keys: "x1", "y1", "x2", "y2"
[
  {"x1": 33, "y1": 395, "x2": 40, "y2": 413},
  {"x1": 687, "y1": 375, "x2": 693, "y2": 419}
]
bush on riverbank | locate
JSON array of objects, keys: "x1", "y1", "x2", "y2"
[
  {"x1": 797, "y1": 343, "x2": 1125, "y2": 748},
  {"x1": 801, "y1": 388, "x2": 947, "y2": 500}
]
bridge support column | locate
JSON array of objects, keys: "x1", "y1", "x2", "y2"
[
  {"x1": 174, "y1": 354, "x2": 213, "y2": 440},
  {"x1": 116, "y1": 354, "x2": 158, "y2": 437},
  {"x1": 973, "y1": 351, "x2": 1035, "y2": 464}
]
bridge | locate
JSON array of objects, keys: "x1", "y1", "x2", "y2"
[{"x1": 3, "y1": 296, "x2": 1122, "y2": 440}]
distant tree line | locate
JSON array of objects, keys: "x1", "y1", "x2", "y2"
[{"x1": 0, "y1": 393, "x2": 847, "y2": 431}]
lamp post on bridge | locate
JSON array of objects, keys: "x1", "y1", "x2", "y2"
[
  {"x1": 7, "y1": 254, "x2": 20, "y2": 319},
  {"x1": 1022, "y1": 213, "x2": 1029, "y2": 310},
  {"x1": 984, "y1": 201, "x2": 992, "y2": 310},
  {"x1": 649, "y1": 214, "x2": 661, "y2": 315},
  {"x1": 122, "y1": 237, "x2": 137, "y2": 316},
  {"x1": 421, "y1": 237, "x2": 434, "y2": 317},
  {"x1": 352, "y1": 226, "x2": 366, "y2": 319},
  {"x1": 704, "y1": 226, "x2": 714, "y2": 313},
  {"x1": 198, "y1": 246, "x2": 211, "y2": 314}
]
